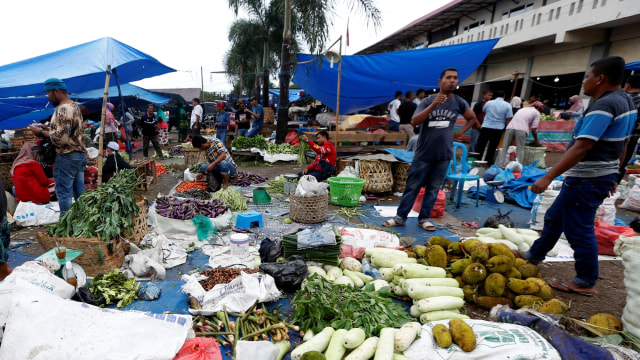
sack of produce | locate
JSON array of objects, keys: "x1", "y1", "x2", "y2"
[
  {"x1": 615, "y1": 236, "x2": 640, "y2": 340},
  {"x1": 259, "y1": 255, "x2": 308, "y2": 293}
]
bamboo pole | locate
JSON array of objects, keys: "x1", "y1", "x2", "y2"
[
  {"x1": 334, "y1": 36, "x2": 343, "y2": 152},
  {"x1": 96, "y1": 65, "x2": 111, "y2": 186}
]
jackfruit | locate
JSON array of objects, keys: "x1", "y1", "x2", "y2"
[
  {"x1": 461, "y1": 263, "x2": 487, "y2": 285},
  {"x1": 484, "y1": 273, "x2": 507, "y2": 297},
  {"x1": 485, "y1": 255, "x2": 514, "y2": 273}
]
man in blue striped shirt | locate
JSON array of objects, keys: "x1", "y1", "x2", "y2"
[{"x1": 516, "y1": 56, "x2": 637, "y2": 296}]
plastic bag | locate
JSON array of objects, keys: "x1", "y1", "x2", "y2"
[
  {"x1": 191, "y1": 215, "x2": 217, "y2": 241},
  {"x1": 259, "y1": 255, "x2": 308, "y2": 293},
  {"x1": 72, "y1": 287, "x2": 104, "y2": 307},
  {"x1": 13, "y1": 201, "x2": 60, "y2": 227},
  {"x1": 285, "y1": 131, "x2": 299, "y2": 145},
  {"x1": 258, "y1": 237, "x2": 282, "y2": 263},
  {"x1": 295, "y1": 175, "x2": 329, "y2": 197},
  {"x1": 614, "y1": 236, "x2": 640, "y2": 340},
  {"x1": 484, "y1": 208, "x2": 515, "y2": 228},
  {"x1": 482, "y1": 165, "x2": 502, "y2": 182},
  {"x1": 494, "y1": 168, "x2": 515, "y2": 183},
  {"x1": 137, "y1": 283, "x2": 161, "y2": 301},
  {"x1": 429, "y1": 190, "x2": 446, "y2": 218},
  {"x1": 595, "y1": 221, "x2": 635, "y2": 256},
  {"x1": 505, "y1": 161, "x2": 523, "y2": 172},
  {"x1": 173, "y1": 337, "x2": 222, "y2": 360},
  {"x1": 236, "y1": 340, "x2": 281, "y2": 360}
]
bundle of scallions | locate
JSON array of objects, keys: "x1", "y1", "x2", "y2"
[{"x1": 282, "y1": 226, "x2": 342, "y2": 266}]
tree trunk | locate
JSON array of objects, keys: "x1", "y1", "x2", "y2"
[
  {"x1": 276, "y1": 0, "x2": 292, "y2": 144},
  {"x1": 262, "y1": 68, "x2": 269, "y2": 108},
  {"x1": 254, "y1": 63, "x2": 261, "y2": 100}
]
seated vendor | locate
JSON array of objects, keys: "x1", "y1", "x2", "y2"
[
  {"x1": 192, "y1": 135, "x2": 237, "y2": 191},
  {"x1": 11, "y1": 142, "x2": 54, "y2": 204},
  {"x1": 298, "y1": 130, "x2": 336, "y2": 181},
  {"x1": 103, "y1": 141, "x2": 131, "y2": 183}
]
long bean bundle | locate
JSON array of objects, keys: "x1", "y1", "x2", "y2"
[
  {"x1": 282, "y1": 226, "x2": 342, "y2": 265},
  {"x1": 297, "y1": 140, "x2": 309, "y2": 166}
]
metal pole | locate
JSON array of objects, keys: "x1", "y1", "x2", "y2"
[
  {"x1": 201, "y1": 66, "x2": 204, "y2": 101},
  {"x1": 113, "y1": 68, "x2": 132, "y2": 160},
  {"x1": 97, "y1": 65, "x2": 112, "y2": 186},
  {"x1": 334, "y1": 36, "x2": 343, "y2": 152}
]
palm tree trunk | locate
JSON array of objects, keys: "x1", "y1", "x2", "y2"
[
  {"x1": 262, "y1": 68, "x2": 269, "y2": 108},
  {"x1": 276, "y1": 0, "x2": 292, "y2": 144},
  {"x1": 254, "y1": 62, "x2": 261, "y2": 100}
]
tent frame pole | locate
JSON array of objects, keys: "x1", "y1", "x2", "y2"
[
  {"x1": 96, "y1": 65, "x2": 111, "y2": 186},
  {"x1": 113, "y1": 68, "x2": 133, "y2": 159},
  {"x1": 334, "y1": 36, "x2": 343, "y2": 152}
]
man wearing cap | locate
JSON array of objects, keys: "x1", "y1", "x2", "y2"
[
  {"x1": 30, "y1": 78, "x2": 87, "y2": 216},
  {"x1": 498, "y1": 101, "x2": 543, "y2": 167},
  {"x1": 214, "y1": 102, "x2": 230, "y2": 144},
  {"x1": 246, "y1": 97, "x2": 264, "y2": 138},
  {"x1": 102, "y1": 142, "x2": 131, "y2": 183}
]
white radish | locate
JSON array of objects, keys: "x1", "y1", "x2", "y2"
[
  {"x1": 343, "y1": 328, "x2": 366, "y2": 349},
  {"x1": 371, "y1": 279, "x2": 390, "y2": 291},
  {"x1": 401, "y1": 277, "x2": 460, "y2": 290},
  {"x1": 379, "y1": 268, "x2": 394, "y2": 281},
  {"x1": 407, "y1": 285, "x2": 464, "y2": 300},
  {"x1": 477, "y1": 237, "x2": 518, "y2": 250},
  {"x1": 365, "y1": 247, "x2": 408, "y2": 258},
  {"x1": 498, "y1": 224, "x2": 524, "y2": 245},
  {"x1": 327, "y1": 266, "x2": 343, "y2": 279},
  {"x1": 516, "y1": 228, "x2": 540, "y2": 237},
  {"x1": 340, "y1": 257, "x2": 363, "y2": 272},
  {"x1": 374, "y1": 328, "x2": 397, "y2": 360},
  {"x1": 401, "y1": 263, "x2": 446, "y2": 278},
  {"x1": 394, "y1": 322, "x2": 422, "y2": 352},
  {"x1": 419, "y1": 311, "x2": 470, "y2": 323},
  {"x1": 343, "y1": 269, "x2": 365, "y2": 288},
  {"x1": 410, "y1": 305, "x2": 423, "y2": 318},
  {"x1": 335, "y1": 276, "x2": 354, "y2": 287},
  {"x1": 324, "y1": 329, "x2": 348, "y2": 360},
  {"x1": 344, "y1": 336, "x2": 379, "y2": 360},
  {"x1": 308, "y1": 266, "x2": 327, "y2": 277},
  {"x1": 371, "y1": 254, "x2": 417, "y2": 269},
  {"x1": 291, "y1": 327, "x2": 335, "y2": 360},
  {"x1": 416, "y1": 296, "x2": 466, "y2": 312},
  {"x1": 517, "y1": 242, "x2": 531, "y2": 252}
]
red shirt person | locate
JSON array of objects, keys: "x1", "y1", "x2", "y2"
[
  {"x1": 299, "y1": 130, "x2": 336, "y2": 181},
  {"x1": 11, "y1": 142, "x2": 54, "y2": 204}
]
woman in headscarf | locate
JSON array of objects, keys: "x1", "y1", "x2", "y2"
[
  {"x1": 104, "y1": 102, "x2": 119, "y2": 144},
  {"x1": 560, "y1": 95, "x2": 584, "y2": 120},
  {"x1": 157, "y1": 107, "x2": 169, "y2": 145},
  {"x1": 510, "y1": 96, "x2": 522, "y2": 115},
  {"x1": 11, "y1": 142, "x2": 54, "y2": 204}
]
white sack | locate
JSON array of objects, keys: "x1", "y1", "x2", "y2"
[{"x1": 614, "y1": 236, "x2": 640, "y2": 339}]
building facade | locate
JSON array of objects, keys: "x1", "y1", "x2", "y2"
[{"x1": 359, "y1": 0, "x2": 640, "y2": 108}]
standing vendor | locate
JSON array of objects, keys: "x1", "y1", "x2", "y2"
[
  {"x1": 192, "y1": 135, "x2": 237, "y2": 191},
  {"x1": 298, "y1": 130, "x2": 336, "y2": 181},
  {"x1": 102, "y1": 142, "x2": 131, "y2": 183}
]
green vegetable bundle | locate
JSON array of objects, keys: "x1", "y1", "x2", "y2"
[
  {"x1": 189, "y1": 162, "x2": 206, "y2": 174},
  {"x1": 298, "y1": 140, "x2": 310, "y2": 165},
  {"x1": 210, "y1": 188, "x2": 247, "y2": 211},
  {"x1": 49, "y1": 169, "x2": 141, "y2": 241},
  {"x1": 88, "y1": 269, "x2": 139, "y2": 308},
  {"x1": 265, "y1": 143, "x2": 298, "y2": 155},
  {"x1": 292, "y1": 274, "x2": 413, "y2": 337},
  {"x1": 231, "y1": 135, "x2": 268, "y2": 150},
  {"x1": 265, "y1": 175, "x2": 288, "y2": 194},
  {"x1": 282, "y1": 226, "x2": 342, "y2": 265}
]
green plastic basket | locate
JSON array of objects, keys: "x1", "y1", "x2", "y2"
[{"x1": 327, "y1": 177, "x2": 366, "y2": 206}]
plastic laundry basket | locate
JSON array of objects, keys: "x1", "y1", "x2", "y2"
[{"x1": 328, "y1": 177, "x2": 366, "y2": 206}]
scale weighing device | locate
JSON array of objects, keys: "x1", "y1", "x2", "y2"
[
  {"x1": 35, "y1": 247, "x2": 87, "y2": 289},
  {"x1": 283, "y1": 173, "x2": 298, "y2": 196},
  {"x1": 485, "y1": 180, "x2": 505, "y2": 204}
]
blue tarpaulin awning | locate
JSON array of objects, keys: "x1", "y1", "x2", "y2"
[
  {"x1": 0, "y1": 37, "x2": 175, "y2": 98},
  {"x1": 268, "y1": 89, "x2": 307, "y2": 103},
  {"x1": 627, "y1": 61, "x2": 640, "y2": 71},
  {"x1": 292, "y1": 39, "x2": 499, "y2": 115}
]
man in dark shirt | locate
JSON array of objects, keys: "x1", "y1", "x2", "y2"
[
  {"x1": 102, "y1": 142, "x2": 131, "y2": 183},
  {"x1": 618, "y1": 74, "x2": 640, "y2": 182},
  {"x1": 234, "y1": 101, "x2": 252, "y2": 138},
  {"x1": 398, "y1": 91, "x2": 417, "y2": 142},
  {"x1": 470, "y1": 89, "x2": 492, "y2": 153}
]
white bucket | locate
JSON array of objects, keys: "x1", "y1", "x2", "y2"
[{"x1": 229, "y1": 233, "x2": 250, "y2": 257}]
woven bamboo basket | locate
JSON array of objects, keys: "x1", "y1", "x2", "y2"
[
  {"x1": 10, "y1": 137, "x2": 24, "y2": 150},
  {"x1": 336, "y1": 158, "x2": 355, "y2": 174},
  {"x1": 36, "y1": 232, "x2": 126, "y2": 277},
  {"x1": 289, "y1": 190, "x2": 328, "y2": 224},
  {"x1": 0, "y1": 163, "x2": 13, "y2": 192},
  {"x1": 392, "y1": 162, "x2": 411, "y2": 193},
  {"x1": 360, "y1": 160, "x2": 393, "y2": 193},
  {"x1": 122, "y1": 196, "x2": 148, "y2": 246},
  {"x1": 183, "y1": 148, "x2": 207, "y2": 166}
]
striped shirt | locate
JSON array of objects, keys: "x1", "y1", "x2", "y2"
[{"x1": 564, "y1": 89, "x2": 637, "y2": 178}]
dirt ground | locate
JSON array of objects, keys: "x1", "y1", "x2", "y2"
[{"x1": 12, "y1": 135, "x2": 631, "y2": 329}]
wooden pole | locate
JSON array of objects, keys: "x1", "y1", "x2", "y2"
[
  {"x1": 96, "y1": 65, "x2": 112, "y2": 186},
  {"x1": 510, "y1": 72, "x2": 520, "y2": 101},
  {"x1": 334, "y1": 36, "x2": 343, "y2": 152}
]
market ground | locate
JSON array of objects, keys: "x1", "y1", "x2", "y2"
[{"x1": 10, "y1": 134, "x2": 633, "y2": 331}]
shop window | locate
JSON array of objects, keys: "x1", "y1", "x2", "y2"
[
  {"x1": 578, "y1": 0, "x2": 584, "y2": 12},
  {"x1": 593, "y1": 0, "x2": 598, "y2": 8},
  {"x1": 549, "y1": 8, "x2": 554, "y2": 21},
  {"x1": 502, "y1": 2, "x2": 535, "y2": 19},
  {"x1": 569, "y1": 2, "x2": 575, "y2": 15},
  {"x1": 556, "y1": 6, "x2": 561, "y2": 19}
]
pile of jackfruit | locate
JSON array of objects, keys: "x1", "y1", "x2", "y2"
[{"x1": 408, "y1": 236, "x2": 569, "y2": 314}]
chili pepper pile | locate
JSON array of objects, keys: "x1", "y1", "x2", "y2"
[
  {"x1": 198, "y1": 267, "x2": 261, "y2": 291},
  {"x1": 229, "y1": 171, "x2": 269, "y2": 187},
  {"x1": 155, "y1": 197, "x2": 229, "y2": 220},
  {"x1": 176, "y1": 181, "x2": 207, "y2": 193}
]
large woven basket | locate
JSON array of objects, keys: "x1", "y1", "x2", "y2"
[
  {"x1": 360, "y1": 160, "x2": 393, "y2": 193},
  {"x1": 122, "y1": 196, "x2": 148, "y2": 245},
  {"x1": 36, "y1": 232, "x2": 126, "y2": 277},
  {"x1": 336, "y1": 158, "x2": 356, "y2": 174},
  {"x1": 289, "y1": 191, "x2": 328, "y2": 224},
  {"x1": 392, "y1": 162, "x2": 411, "y2": 193},
  {"x1": 0, "y1": 163, "x2": 13, "y2": 192},
  {"x1": 184, "y1": 148, "x2": 207, "y2": 166}
]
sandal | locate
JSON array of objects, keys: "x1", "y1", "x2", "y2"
[
  {"x1": 549, "y1": 279, "x2": 595, "y2": 296},
  {"x1": 419, "y1": 220, "x2": 436, "y2": 231},
  {"x1": 512, "y1": 250, "x2": 528, "y2": 260},
  {"x1": 382, "y1": 219, "x2": 405, "y2": 227}
]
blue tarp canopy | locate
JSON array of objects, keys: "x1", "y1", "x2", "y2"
[
  {"x1": 292, "y1": 39, "x2": 499, "y2": 114},
  {"x1": 72, "y1": 83, "x2": 172, "y2": 112},
  {"x1": 0, "y1": 37, "x2": 175, "y2": 98},
  {"x1": 627, "y1": 61, "x2": 640, "y2": 71},
  {"x1": 268, "y1": 89, "x2": 307, "y2": 102}
]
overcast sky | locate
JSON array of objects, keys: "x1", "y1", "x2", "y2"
[{"x1": 0, "y1": 0, "x2": 451, "y2": 93}]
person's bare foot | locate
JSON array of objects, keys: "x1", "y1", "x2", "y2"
[{"x1": 0, "y1": 263, "x2": 12, "y2": 282}]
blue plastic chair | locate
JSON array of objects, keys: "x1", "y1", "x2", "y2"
[{"x1": 442, "y1": 142, "x2": 480, "y2": 209}]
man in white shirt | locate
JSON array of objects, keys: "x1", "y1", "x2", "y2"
[
  {"x1": 413, "y1": 88, "x2": 425, "y2": 106},
  {"x1": 474, "y1": 89, "x2": 513, "y2": 163},
  {"x1": 388, "y1": 91, "x2": 402, "y2": 131},
  {"x1": 498, "y1": 101, "x2": 543, "y2": 167},
  {"x1": 191, "y1": 98, "x2": 203, "y2": 138}
]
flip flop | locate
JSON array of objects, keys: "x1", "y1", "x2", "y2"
[
  {"x1": 419, "y1": 220, "x2": 437, "y2": 231},
  {"x1": 549, "y1": 280, "x2": 595, "y2": 296},
  {"x1": 382, "y1": 219, "x2": 405, "y2": 227}
]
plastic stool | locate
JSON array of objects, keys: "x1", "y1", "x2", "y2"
[{"x1": 236, "y1": 211, "x2": 263, "y2": 229}]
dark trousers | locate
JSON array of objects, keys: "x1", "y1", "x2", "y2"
[
  {"x1": 143, "y1": 136, "x2": 163, "y2": 158},
  {"x1": 475, "y1": 127, "x2": 504, "y2": 164}
]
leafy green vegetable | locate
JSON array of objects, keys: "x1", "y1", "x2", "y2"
[
  {"x1": 231, "y1": 136, "x2": 268, "y2": 150},
  {"x1": 292, "y1": 274, "x2": 414, "y2": 337},
  {"x1": 48, "y1": 169, "x2": 141, "y2": 241},
  {"x1": 88, "y1": 269, "x2": 139, "y2": 308},
  {"x1": 265, "y1": 143, "x2": 298, "y2": 155},
  {"x1": 298, "y1": 140, "x2": 310, "y2": 165}
]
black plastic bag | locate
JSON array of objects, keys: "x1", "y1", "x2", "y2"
[
  {"x1": 72, "y1": 287, "x2": 105, "y2": 307},
  {"x1": 259, "y1": 255, "x2": 308, "y2": 293},
  {"x1": 630, "y1": 217, "x2": 640, "y2": 233},
  {"x1": 483, "y1": 208, "x2": 515, "y2": 228},
  {"x1": 258, "y1": 237, "x2": 282, "y2": 263}
]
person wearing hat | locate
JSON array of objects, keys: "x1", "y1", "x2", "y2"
[
  {"x1": 246, "y1": 97, "x2": 264, "y2": 138},
  {"x1": 102, "y1": 141, "x2": 131, "y2": 183},
  {"x1": 11, "y1": 142, "x2": 55, "y2": 204},
  {"x1": 498, "y1": 101, "x2": 544, "y2": 168},
  {"x1": 30, "y1": 78, "x2": 86, "y2": 216},
  {"x1": 214, "y1": 102, "x2": 230, "y2": 143}
]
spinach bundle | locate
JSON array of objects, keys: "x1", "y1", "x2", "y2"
[{"x1": 49, "y1": 169, "x2": 141, "y2": 241}]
